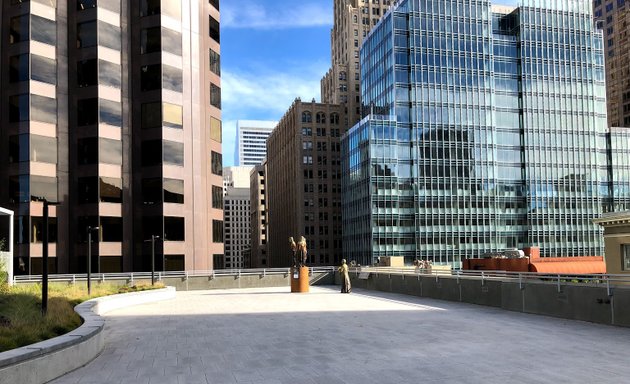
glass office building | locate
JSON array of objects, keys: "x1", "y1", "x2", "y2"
[{"x1": 342, "y1": 0, "x2": 630, "y2": 266}]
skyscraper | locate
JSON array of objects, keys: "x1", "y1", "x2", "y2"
[
  {"x1": 343, "y1": 0, "x2": 630, "y2": 266},
  {"x1": 321, "y1": 0, "x2": 393, "y2": 126},
  {"x1": 0, "y1": 0, "x2": 223, "y2": 274},
  {"x1": 267, "y1": 100, "x2": 346, "y2": 267},
  {"x1": 235, "y1": 120, "x2": 276, "y2": 166}
]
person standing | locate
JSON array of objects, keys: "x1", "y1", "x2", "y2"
[{"x1": 338, "y1": 259, "x2": 351, "y2": 293}]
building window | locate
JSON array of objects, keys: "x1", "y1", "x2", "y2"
[
  {"x1": 78, "y1": 177, "x2": 98, "y2": 204},
  {"x1": 141, "y1": 64, "x2": 161, "y2": 91},
  {"x1": 164, "y1": 179, "x2": 184, "y2": 204},
  {"x1": 78, "y1": 59, "x2": 98, "y2": 87},
  {"x1": 77, "y1": 21, "x2": 97, "y2": 48},
  {"x1": 141, "y1": 27, "x2": 161, "y2": 54},
  {"x1": 623, "y1": 245, "x2": 630, "y2": 271},
  {"x1": 140, "y1": 0, "x2": 160, "y2": 17},
  {"x1": 302, "y1": 111, "x2": 312, "y2": 123},
  {"x1": 164, "y1": 217, "x2": 185, "y2": 241},
  {"x1": 100, "y1": 99, "x2": 122, "y2": 127},
  {"x1": 163, "y1": 103, "x2": 183, "y2": 128},
  {"x1": 100, "y1": 138, "x2": 122, "y2": 165},
  {"x1": 78, "y1": 98, "x2": 98, "y2": 126},
  {"x1": 209, "y1": 49, "x2": 221, "y2": 75},
  {"x1": 163, "y1": 65, "x2": 183, "y2": 92},
  {"x1": 9, "y1": 54, "x2": 28, "y2": 83},
  {"x1": 78, "y1": 138, "x2": 98, "y2": 164},
  {"x1": 210, "y1": 117, "x2": 222, "y2": 143},
  {"x1": 209, "y1": 15, "x2": 220, "y2": 43},
  {"x1": 209, "y1": 0, "x2": 219, "y2": 10},
  {"x1": 101, "y1": 217, "x2": 123, "y2": 242},
  {"x1": 9, "y1": 15, "x2": 29, "y2": 44},
  {"x1": 210, "y1": 84, "x2": 221, "y2": 109},
  {"x1": 100, "y1": 177, "x2": 122, "y2": 203},
  {"x1": 141, "y1": 102, "x2": 161, "y2": 129},
  {"x1": 211, "y1": 151, "x2": 223, "y2": 175},
  {"x1": 164, "y1": 141, "x2": 184, "y2": 166},
  {"x1": 212, "y1": 185, "x2": 223, "y2": 209},
  {"x1": 213, "y1": 220, "x2": 223, "y2": 243},
  {"x1": 162, "y1": 28, "x2": 182, "y2": 56}
]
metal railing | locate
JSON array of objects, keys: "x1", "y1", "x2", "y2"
[
  {"x1": 351, "y1": 266, "x2": 630, "y2": 293},
  {"x1": 12, "y1": 266, "x2": 336, "y2": 285}
]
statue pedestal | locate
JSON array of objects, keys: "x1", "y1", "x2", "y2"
[{"x1": 290, "y1": 266, "x2": 310, "y2": 293}]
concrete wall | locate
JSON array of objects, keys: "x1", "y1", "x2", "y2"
[{"x1": 349, "y1": 273, "x2": 630, "y2": 327}]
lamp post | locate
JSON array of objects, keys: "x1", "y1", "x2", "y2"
[
  {"x1": 42, "y1": 200, "x2": 59, "y2": 316},
  {"x1": 87, "y1": 226, "x2": 99, "y2": 296},
  {"x1": 145, "y1": 235, "x2": 160, "y2": 285}
]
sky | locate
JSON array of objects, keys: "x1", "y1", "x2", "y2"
[{"x1": 220, "y1": 0, "x2": 520, "y2": 167}]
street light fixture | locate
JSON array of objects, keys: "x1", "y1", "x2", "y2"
[{"x1": 86, "y1": 226, "x2": 100, "y2": 296}]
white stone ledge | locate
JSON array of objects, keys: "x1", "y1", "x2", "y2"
[{"x1": 0, "y1": 286, "x2": 176, "y2": 384}]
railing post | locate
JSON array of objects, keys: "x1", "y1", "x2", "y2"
[
  {"x1": 456, "y1": 270, "x2": 460, "y2": 284},
  {"x1": 72, "y1": 274, "x2": 76, "y2": 285},
  {"x1": 130, "y1": 273, "x2": 134, "y2": 285},
  {"x1": 606, "y1": 277, "x2": 612, "y2": 297},
  {"x1": 557, "y1": 274, "x2": 561, "y2": 293},
  {"x1": 519, "y1": 273, "x2": 523, "y2": 290},
  {"x1": 481, "y1": 271, "x2": 485, "y2": 286}
]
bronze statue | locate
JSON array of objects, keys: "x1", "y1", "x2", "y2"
[
  {"x1": 289, "y1": 237, "x2": 297, "y2": 267},
  {"x1": 297, "y1": 236, "x2": 308, "y2": 267}
]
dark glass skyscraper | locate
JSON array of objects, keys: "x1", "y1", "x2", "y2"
[{"x1": 342, "y1": 0, "x2": 630, "y2": 266}]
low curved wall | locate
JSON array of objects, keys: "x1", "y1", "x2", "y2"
[{"x1": 0, "y1": 286, "x2": 176, "y2": 384}]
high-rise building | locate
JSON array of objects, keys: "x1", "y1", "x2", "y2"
[
  {"x1": 593, "y1": 0, "x2": 630, "y2": 127},
  {"x1": 0, "y1": 0, "x2": 223, "y2": 275},
  {"x1": 267, "y1": 100, "x2": 346, "y2": 267},
  {"x1": 223, "y1": 166, "x2": 253, "y2": 192},
  {"x1": 321, "y1": 0, "x2": 393, "y2": 126},
  {"x1": 222, "y1": 166, "x2": 252, "y2": 269},
  {"x1": 235, "y1": 120, "x2": 277, "y2": 166},
  {"x1": 223, "y1": 183, "x2": 250, "y2": 269},
  {"x1": 343, "y1": 0, "x2": 630, "y2": 266},
  {"x1": 249, "y1": 163, "x2": 268, "y2": 268}
]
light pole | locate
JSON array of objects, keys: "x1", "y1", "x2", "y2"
[
  {"x1": 87, "y1": 226, "x2": 99, "y2": 296},
  {"x1": 145, "y1": 235, "x2": 160, "y2": 285},
  {"x1": 42, "y1": 199, "x2": 59, "y2": 316}
]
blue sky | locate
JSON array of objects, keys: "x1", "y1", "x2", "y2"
[{"x1": 220, "y1": 0, "x2": 520, "y2": 166}]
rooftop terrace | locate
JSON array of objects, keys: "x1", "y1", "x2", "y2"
[{"x1": 50, "y1": 286, "x2": 629, "y2": 384}]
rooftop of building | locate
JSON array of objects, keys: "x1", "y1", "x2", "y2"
[{"x1": 49, "y1": 286, "x2": 630, "y2": 384}]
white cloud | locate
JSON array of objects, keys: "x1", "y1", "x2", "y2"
[
  {"x1": 220, "y1": 61, "x2": 329, "y2": 166},
  {"x1": 222, "y1": 1, "x2": 332, "y2": 30},
  {"x1": 221, "y1": 64, "x2": 326, "y2": 116}
]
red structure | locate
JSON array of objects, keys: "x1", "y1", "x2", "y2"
[{"x1": 463, "y1": 247, "x2": 606, "y2": 274}]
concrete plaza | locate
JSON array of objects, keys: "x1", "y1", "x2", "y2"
[{"x1": 51, "y1": 286, "x2": 630, "y2": 384}]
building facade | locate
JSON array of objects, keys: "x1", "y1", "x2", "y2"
[
  {"x1": 343, "y1": 0, "x2": 630, "y2": 266},
  {"x1": 0, "y1": 0, "x2": 223, "y2": 274},
  {"x1": 223, "y1": 184, "x2": 250, "y2": 269},
  {"x1": 267, "y1": 100, "x2": 346, "y2": 267},
  {"x1": 593, "y1": 0, "x2": 630, "y2": 127},
  {"x1": 321, "y1": 0, "x2": 393, "y2": 126},
  {"x1": 594, "y1": 211, "x2": 630, "y2": 274},
  {"x1": 250, "y1": 163, "x2": 268, "y2": 268},
  {"x1": 235, "y1": 120, "x2": 276, "y2": 166},
  {"x1": 223, "y1": 166, "x2": 253, "y2": 191}
]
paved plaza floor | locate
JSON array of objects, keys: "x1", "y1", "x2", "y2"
[{"x1": 51, "y1": 286, "x2": 630, "y2": 384}]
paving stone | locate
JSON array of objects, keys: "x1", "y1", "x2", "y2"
[{"x1": 49, "y1": 286, "x2": 630, "y2": 384}]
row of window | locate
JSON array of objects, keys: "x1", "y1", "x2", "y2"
[{"x1": 301, "y1": 112, "x2": 341, "y2": 124}]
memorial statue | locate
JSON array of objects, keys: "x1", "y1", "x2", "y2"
[
  {"x1": 338, "y1": 259, "x2": 351, "y2": 293},
  {"x1": 289, "y1": 237, "x2": 297, "y2": 267},
  {"x1": 297, "y1": 236, "x2": 308, "y2": 267}
]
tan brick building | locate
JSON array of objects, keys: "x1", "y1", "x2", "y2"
[
  {"x1": 267, "y1": 100, "x2": 346, "y2": 267},
  {"x1": 321, "y1": 0, "x2": 393, "y2": 126},
  {"x1": 249, "y1": 162, "x2": 268, "y2": 268}
]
